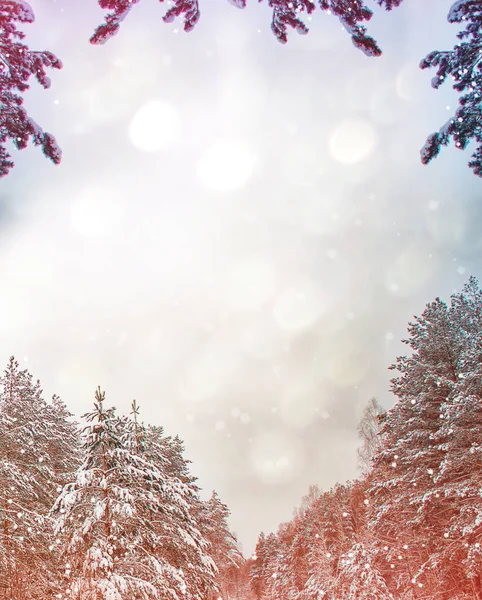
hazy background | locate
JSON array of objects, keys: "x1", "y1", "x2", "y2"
[{"x1": 1, "y1": 0, "x2": 481, "y2": 554}]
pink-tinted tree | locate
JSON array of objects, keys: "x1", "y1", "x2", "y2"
[
  {"x1": 0, "y1": 357, "x2": 80, "y2": 600},
  {"x1": 366, "y1": 278, "x2": 482, "y2": 599},
  {"x1": 91, "y1": 0, "x2": 394, "y2": 53},
  {"x1": 0, "y1": 0, "x2": 62, "y2": 178},
  {"x1": 2, "y1": 0, "x2": 482, "y2": 178}
]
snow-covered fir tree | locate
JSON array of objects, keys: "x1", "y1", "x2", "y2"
[
  {"x1": 0, "y1": 357, "x2": 80, "y2": 600},
  {"x1": 249, "y1": 532, "x2": 268, "y2": 600},
  {"x1": 198, "y1": 490, "x2": 244, "y2": 600},
  {"x1": 336, "y1": 542, "x2": 393, "y2": 600},
  {"x1": 303, "y1": 534, "x2": 337, "y2": 600},
  {"x1": 130, "y1": 410, "x2": 231, "y2": 599},
  {"x1": 366, "y1": 280, "x2": 482, "y2": 598},
  {"x1": 52, "y1": 388, "x2": 218, "y2": 600},
  {"x1": 413, "y1": 279, "x2": 482, "y2": 597}
]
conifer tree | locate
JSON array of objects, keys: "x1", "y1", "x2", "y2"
[
  {"x1": 262, "y1": 528, "x2": 291, "y2": 600},
  {"x1": 335, "y1": 541, "x2": 393, "y2": 599},
  {"x1": 303, "y1": 535, "x2": 337, "y2": 600},
  {"x1": 413, "y1": 278, "x2": 482, "y2": 598},
  {"x1": 249, "y1": 532, "x2": 268, "y2": 600},
  {"x1": 146, "y1": 424, "x2": 199, "y2": 487},
  {"x1": 0, "y1": 357, "x2": 80, "y2": 599},
  {"x1": 198, "y1": 490, "x2": 243, "y2": 600},
  {"x1": 288, "y1": 489, "x2": 323, "y2": 598},
  {"x1": 368, "y1": 297, "x2": 462, "y2": 521},
  {"x1": 367, "y1": 279, "x2": 482, "y2": 598},
  {"x1": 52, "y1": 389, "x2": 218, "y2": 600},
  {"x1": 136, "y1": 419, "x2": 220, "y2": 599}
]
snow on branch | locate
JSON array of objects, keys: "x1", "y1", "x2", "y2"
[
  {"x1": 319, "y1": 0, "x2": 381, "y2": 57},
  {"x1": 0, "y1": 0, "x2": 62, "y2": 177},
  {"x1": 261, "y1": 0, "x2": 315, "y2": 44},
  {"x1": 419, "y1": 0, "x2": 482, "y2": 177},
  {"x1": 91, "y1": 0, "x2": 407, "y2": 50},
  {"x1": 90, "y1": 0, "x2": 141, "y2": 44}
]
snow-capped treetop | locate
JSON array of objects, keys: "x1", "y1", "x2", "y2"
[
  {"x1": 0, "y1": 356, "x2": 80, "y2": 598},
  {"x1": 52, "y1": 388, "x2": 218, "y2": 600}
]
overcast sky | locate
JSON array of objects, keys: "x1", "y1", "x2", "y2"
[{"x1": 1, "y1": 0, "x2": 481, "y2": 555}]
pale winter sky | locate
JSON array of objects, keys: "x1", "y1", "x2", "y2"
[{"x1": 1, "y1": 0, "x2": 481, "y2": 555}]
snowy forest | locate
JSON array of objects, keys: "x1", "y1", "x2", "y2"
[
  {"x1": 248, "y1": 277, "x2": 482, "y2": 600},
  {"x1": 2, "y1": 277, "x2": 482, "y2": 599},
  {"x1": 1, "y1": 0, "x2": 482, "y2": 597},
  {"x1": 0, "y1": 361, "x2": 247, "y2": 600}
]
